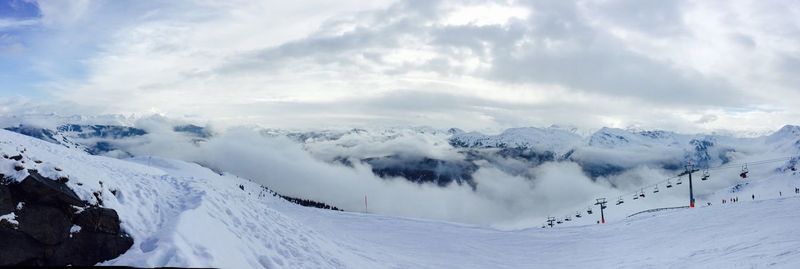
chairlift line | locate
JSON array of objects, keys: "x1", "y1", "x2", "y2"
[
  {"x1": 595, "y1": 198, "x2": 608, "y2": 224},
  {"x1": 542, "y1": 155, "x2": 797, "y2": 227},
  {"x1": 546, "y1": 217, "x2": 556, "y2": 228},
  {"x1": 708, "y1": 156, "x2": 793, "y2": 171},
  {"x1": 740, "y1": 164, "x2": 749, "y2": 179}
]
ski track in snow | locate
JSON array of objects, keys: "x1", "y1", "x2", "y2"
[{"x1": 2, "y1": 129, "x2": 800, "y2": 268}]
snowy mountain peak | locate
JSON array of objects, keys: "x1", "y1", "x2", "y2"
[
  {"x1": 637, "y1": 130, "x2": 676, "y2": 140},
  {"x1": 449, "y1": 127, "x2": 582, "y2": 154},
  {"x1": 767, "y1": 125, "x2": 800, "y2": 142},
  {"x1": 588, "y1": 127, "x2": 684, "y2": 148},
  {"x1": 588, "y1": 127, "x2": 637, "y2": 147}
]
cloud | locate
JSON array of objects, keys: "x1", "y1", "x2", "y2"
[
  {"x1": 0, "y1": 0, "x2": 797, "y2": 134},
  {"x1": 4, "y1": 112, "x2": 791, "y2": 227},
  {"x1": 34, "y1": 0, "x2": 91, "y2": 26},
  {"x1": 69, "y1": 117, "x2": 618, "y2": 227},
  {"x1": 694, "y1": 114, "x2": 718, "y2": 124},
  {"x1": 0, "y1": 18, "x2": 38, "y2": 29},
  {"x1": 96, "y1": 116, "x2": 780, "y2": 227}
]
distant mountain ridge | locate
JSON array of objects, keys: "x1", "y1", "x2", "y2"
[{"x1": 2, "y1": 116, "x2": 799, "y2": 189}]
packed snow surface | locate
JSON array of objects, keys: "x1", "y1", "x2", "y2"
[{"x1": 2, "y1": 129, "x2": 799, "y2": 268}]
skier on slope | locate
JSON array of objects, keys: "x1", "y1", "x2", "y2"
[{"x1": 752, "y1": 194, "x2": 755, "y2": 200}]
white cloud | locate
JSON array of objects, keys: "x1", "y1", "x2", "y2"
[
  {"x1": 441, "y1": 2, "x2": 530, "y2": 26},
  {"x1": 35, "y1": 0, "x2": 92, "y2": 26},
  {"x1": 0, "y1": 18, "x2": 38, "y2": 29},
  {"x1": 5, "y1": 0, "x2": 797, "y2": 134},
  {"x1": 105, "y1": 120, "x2": 621, "y2": 227}
]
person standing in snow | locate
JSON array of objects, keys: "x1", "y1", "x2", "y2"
[{"x1": 752, "y1": 194, "x2": 755, "y2": 200}]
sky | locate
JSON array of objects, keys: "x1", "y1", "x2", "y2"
[{"x1": 0, "y1": 0, "x2": 798, "y2": 134}]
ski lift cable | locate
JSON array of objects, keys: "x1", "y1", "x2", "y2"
[
  {"x1": 549, "y1": 155, "x2": 796, "y2": 224},
  {"x1": 551, "y1": 155, "x2": 797, "y2": 224},
  {"x1": 706, "y1": 156, "x2": 794, "y2": 171},
  {"x1": 615, "y1": 156, "x2": 794, "y2": 197}
]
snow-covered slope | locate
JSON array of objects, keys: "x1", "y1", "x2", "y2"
[
  {"x1": 0, "y1": 130, "x2": 374, "y2": 268},
  {"x1": 289, "y1": 196, "x2": 800, "y2": 268},
  {"x1": 2, "y1": 128, "x2": 800, "y2": 268}
]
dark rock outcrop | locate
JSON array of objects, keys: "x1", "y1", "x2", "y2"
[
  {"x1": 47, "y1": 231, "x2": 134, "y2": 266},
  {"x1": 0, "y1": 169, "x2": 133, "y2": 266},
  {"x1": 75, "y1": 207, "x2": 121, "y2": 235},
  {"x1": 13, "y1": 170, "x2": 84, "y2": 207},
  {"x1": 0, "y1": 185, "x2": 13, "y2": 215},
  {"x1": 17, "y1": 204, "x2": 72, "y2": 245},
  {"x1": 0, "y1": 228, "x2": 42, "y2": 265}
]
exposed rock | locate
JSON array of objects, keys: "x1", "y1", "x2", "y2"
[
  {"x1": 0, "y1": 185, "x2": 13, "y2": 215},
  {"x1": 75, "y1": 207, "x2": 121, "y2": 234},
  {"x1": 47, "y1": 231, "x2": 133, "y2": 266},
  {"x1": 13, "y1": 170, "x2": 84, "y2": 207},
  {"x1": 17, "y1": 204, "x2": 72, "y2": 245},
  {"x1": 0, "y1": 227, "x2": 42, "y2": 266},
  {"x1": 1, "y1": 169, "x2": 132, "y2": 266}
]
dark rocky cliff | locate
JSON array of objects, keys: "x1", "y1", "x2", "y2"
[{"x1": 1, "y1": 167, "x2": 133, "y2": 266}]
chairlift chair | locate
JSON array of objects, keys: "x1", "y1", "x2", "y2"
[
  {"x1": 576, "y1": 211, "x2": 582, "y2": 218},
  {"x1": 653, "y1": 186, "x2": 659, "y2": 194},
  {"x1": 666, "y1": 179, "x2": 673, "y2": 188},
  {"x1": 616, "y1": 196, "x2": 624, "y2": 205},
  {"x1": 633, "y1": 193, "x2": 639, "y2": 200},
  {"x1": 557, "y1": 219, "x2": 563, "y2": 224},
  {"x1": 639, "y1": 189, "x2": 646, "y2": 198},
  {"x1": 701, "y1": 169, "x2": 710, "y2": 181},
  {"x1": 565, "y1": 216, "x2": 572, "y2": 222},
  {"x1": 586, "y1": 206, "x2": 593, "y2": 215},
  {"x1": 740, "y1": 164, "x2": 749, "y2": 179},
  {"x1": 676, "y1": 177, "x2": 683, "y2": 185}
]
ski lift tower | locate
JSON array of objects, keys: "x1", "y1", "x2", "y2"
[
  {"x1": 679, "y1": 163, "x2": 700, "y2": 208},
  {"x1": 595, "y1": 198, "x2": 608, "y2": 224},
  {"x1": 546, "y1": 217, "x2": 556, "y2": 228}
]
